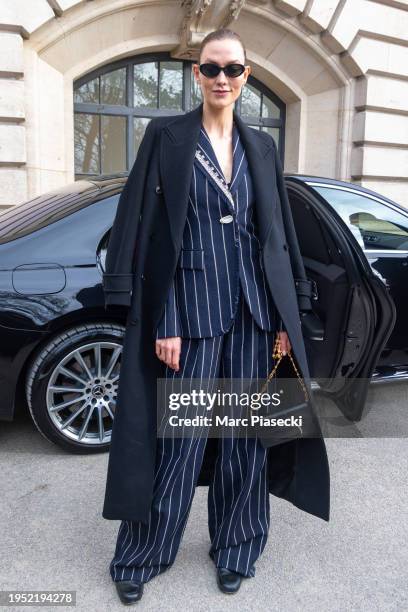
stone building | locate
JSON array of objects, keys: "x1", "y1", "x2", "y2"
[{"x1": 0, "y1": 0, "x2": 407, "y2": 210}]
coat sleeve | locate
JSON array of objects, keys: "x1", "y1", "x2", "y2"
[
  {"x1": 270, "y1": 136, "x2": 313, "y2": 314},
  {"x1": 155, "y1": 276, "x2": 182, "y2": 339},
  {"x1": 103, "y1": 119, "x2": 157, "y2": 309}
]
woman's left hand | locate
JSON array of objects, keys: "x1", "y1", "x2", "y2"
[{"x1": 278, "y1": 331, "x2": 291, "y2": 355}]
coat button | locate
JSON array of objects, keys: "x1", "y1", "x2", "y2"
[
  {"x1": 155, "y1": 185, "x2": 162, "y2": 194},
  {"x1": 139, "y1": 213, "x2": 142, "y2": 221},
  {"x1": 141, "y1": 274, "x2": 146, "y2": 281},
  {"x1": 283, "y1": 243, "x2": 288, "y2": 251}
]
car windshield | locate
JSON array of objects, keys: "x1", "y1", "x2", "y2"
[
  {"x1": 312, "y1": 186, "x2": 408, "y2": 251},
  {"x1": 0, "y1": 181, "x2": 100, "y2": 244}
]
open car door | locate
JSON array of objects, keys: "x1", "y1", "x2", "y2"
[{"x1": 285, "y1": 178, "x2": 396, "y2": 421}]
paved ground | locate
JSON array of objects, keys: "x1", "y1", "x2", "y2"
[{"x1": 1, "y1": 382, "x2": 407, "y2": 612}]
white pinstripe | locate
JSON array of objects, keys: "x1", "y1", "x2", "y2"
[
  {"x1": 205, "y1": 178, "x2": 223, "y2": 333},
  {"x1": 112, "y1": 123, "x2": 276, "y2": 585},
  {"x1": 216, "y1": 192, "x2": 234, "y2": 318},
  {"x1": 156, "y1": 121, "x2": 277, "y2": 340}
]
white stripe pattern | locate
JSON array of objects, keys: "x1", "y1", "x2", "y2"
[
  {"x1": 110, "y1": 284, "x2": 273, "y2": 584},
  {"x1": 156, "y1": 121, "x2": 284, "y2": 340}
]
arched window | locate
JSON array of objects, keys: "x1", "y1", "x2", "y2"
[{"x1": 74, "y1": 52, "x2": 286, "y2": 179}]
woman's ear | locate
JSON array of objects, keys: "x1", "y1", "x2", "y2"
[{"x1": 192, "y1": 63, "x2": 201, "y2": 86}]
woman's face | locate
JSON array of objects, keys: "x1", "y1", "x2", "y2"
[{"x1": 192, "y1": 38, "x2": 251, "y2": 111}]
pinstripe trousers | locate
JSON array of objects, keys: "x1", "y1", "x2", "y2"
[{"x1": 110, "y1": 282, "x2": 276, "y2": 584}]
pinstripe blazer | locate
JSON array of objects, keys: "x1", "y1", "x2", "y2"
[{"x1": 156, "y1": 122, "x2": 284, "y2": 339}]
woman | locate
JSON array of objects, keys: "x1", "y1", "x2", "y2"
[{"x1": 103, "y1": 28, "x2": 330, "y2": 605}]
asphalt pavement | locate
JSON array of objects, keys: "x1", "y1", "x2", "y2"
[{"x1": 1, "y1": 382, "x2": 407, "y2": 612}]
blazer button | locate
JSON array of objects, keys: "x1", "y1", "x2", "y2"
[
  {"x1": 155, "y1": 185, "x2": 162, "y2": 194},
  {"x1": 220, "y1": 214, "x2": 233, "y2": 224},
  {"x1": 141, "y1": 274, "x2": 146, "y2": 281},
  {"x1": 283, "y1": 243, "x2": 288, "y2": 251}
]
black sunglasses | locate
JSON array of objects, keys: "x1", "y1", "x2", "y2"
[{"x1": 199, "y1": 63, "x2": 246, "y2": 78}]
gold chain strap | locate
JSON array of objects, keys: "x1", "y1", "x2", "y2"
[{"x1": 259, "y1": 335, "x2": 309, "y2": 402}]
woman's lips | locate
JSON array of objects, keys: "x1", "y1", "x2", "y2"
[{"x1": 213, "y1": 90, "x2": 230, "y2": 96}]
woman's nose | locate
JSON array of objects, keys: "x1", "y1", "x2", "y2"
[{"x1": 215, "y1": 71, "x2": 228, "y2": 84}]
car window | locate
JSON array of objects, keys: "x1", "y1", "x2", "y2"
[
  {"x1": 312, "y1": 186, "x2": 408, "y2": 251},
  {"x1": 0, "y1": 181, "x2": 100, "y2": 244}
]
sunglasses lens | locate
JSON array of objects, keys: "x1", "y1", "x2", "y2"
[
  {"x1": 199, "y1": 63, "x2": 245, "y2": 78},
  {"x1": 200, "y1": 64, "x2": 220, "y2": 78},
  {"x1": 224, "y1": 64, "x2": 245, "y2": 77}
]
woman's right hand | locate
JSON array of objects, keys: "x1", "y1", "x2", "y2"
[{"x1": 155, "y1": 337, "x2": 181, "y2": 371}]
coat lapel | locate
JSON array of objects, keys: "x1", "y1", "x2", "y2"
[
  {"x1": 160, "y1": 102, "x2": 276, "y2": 251},
  {"x1": 233, "y1": 111, "x2": 277, "y2": 243}
]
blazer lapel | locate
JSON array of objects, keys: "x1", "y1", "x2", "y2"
[
  {"x1": 160, "y1": 102, "x2": 276, "y2": 251},
  {"x1": 197, "y1": 122, "x2": 247, "y2": 190},
  {"x1": 194, "y1": 125, "x2": 236, "y2": 213}
]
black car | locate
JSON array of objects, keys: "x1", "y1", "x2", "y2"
[{"x1": 0, "y1": 174, "x2": 400, "y2": 452}]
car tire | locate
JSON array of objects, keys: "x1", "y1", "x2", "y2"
[{"x1": 25, "y1": 322, "x2": 125, "y2": 453}]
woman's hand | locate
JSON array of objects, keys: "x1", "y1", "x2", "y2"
[
  {"x1": 277, "y1": 331, "x2": 291, "y2": 356},
  {"x1": 155, "y1": 337, "x2": 181, "y2": 371}
]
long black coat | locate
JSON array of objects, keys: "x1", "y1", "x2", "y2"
[{"x1": 102, "y1": 102, "x2": 330, "y2": 523}]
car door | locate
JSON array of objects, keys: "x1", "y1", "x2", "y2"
[
  {"x1": 308, "y1": 183, "x2": 408, "y2": 354},
  {"x1": 284, "y1": 178, "x2": 396, "y2": 421}
]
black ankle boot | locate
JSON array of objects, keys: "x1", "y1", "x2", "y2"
[{"x1": 115, "y1": 579, "x2": 144, "y2": 605}]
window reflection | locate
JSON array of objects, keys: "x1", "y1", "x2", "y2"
[
  {"x1": 134, "y1": 62, "x2": 158, "y2": 108},
  {"x1": 262, "y1": 96, "x2": 280, "y2": 120},
  {"x1": 241, "y1": 83, "x2": 261, "y2": 116},
  {"x1": 101, "y1": 115, "x2": 126, "y2": 173},
  {"x1": 101, "y1": 68, "x2": 126, "y2": 106},
  {"x1": 74, "y1": 113, "x2": 99, "y2": 174},
  {"x1": 313, "y1": 187, "x2": 408, "y2": 251},
  {"x1": 74, "y1": 56, "x2": 285, "y2": 178},
  {"x1": 74, "y1": 78, "x2": 99, "y2": 104},
  {"x1": 159, "y1": 62, "x2": 183, "y2": 109}
]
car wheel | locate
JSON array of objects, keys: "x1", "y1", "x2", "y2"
[{"x1": 25, "y1": 322, "x2": 124, "y2": 453}]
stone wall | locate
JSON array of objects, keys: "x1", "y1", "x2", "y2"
[{"x1": 0, "y1": 0, "x2": 407, "y2": 208}]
